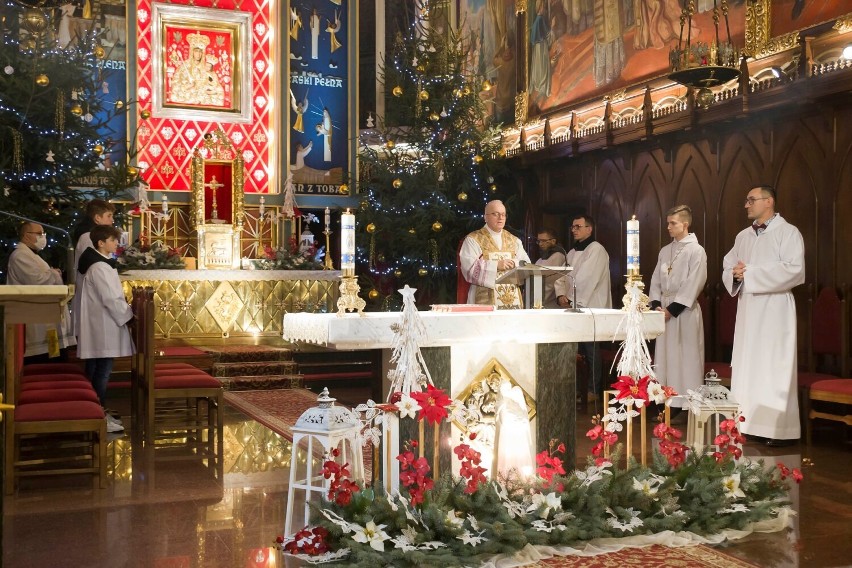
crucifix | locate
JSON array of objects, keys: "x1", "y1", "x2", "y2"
[{"x1": 205, "y1": 175, "x2": 225, "y2": 220}]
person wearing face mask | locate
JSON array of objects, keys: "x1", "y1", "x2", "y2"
[{"x1": 6, "y1": 222, "x2": 77, "y2": 363}]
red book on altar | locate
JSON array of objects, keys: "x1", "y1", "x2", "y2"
[{"x1": 430, "y1": 304, "x2": 496, "y2": 313}]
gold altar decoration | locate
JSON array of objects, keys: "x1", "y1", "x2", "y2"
[
  {"x1": 454, "y1": 358, "x2": 536, "y2": 457},
  {"x1": 190, "y1": 129, "x2": 245, "y2": 270},
  {"x1": 120, "y1": 272, "x2": 339, "y2": 338},
  {"x1": 336, "y1": 276, "x2": 365, "y2": 316}
]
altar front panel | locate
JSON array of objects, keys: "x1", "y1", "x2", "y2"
[{"x1": 122, "y1": 270, "x2": 340, "y2": 338}]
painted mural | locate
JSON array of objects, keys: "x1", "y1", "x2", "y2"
[
  {"x1": 459, "y1": 0, "x2": 519, "y2": 125},
  {"x1": 528, "y1": 0, "x2": 746, "y2": 116},
  {"x1": 287, "y1": 0, "x2": 349, "y2": 194},
  {"x1": 770, "y1": 0, "x2": 851, "y2": 38}
]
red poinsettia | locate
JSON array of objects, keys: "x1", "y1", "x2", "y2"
[
  {"x1": 280, "y1": 526, "x2": 330, "y2": 556},
  {"x1": 409, "y1": 384, "x2": 452, "y2": 424},
  {"x1": 612, "y1": 374, "x2": 651, "y2": 406}
]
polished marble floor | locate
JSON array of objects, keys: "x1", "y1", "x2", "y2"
[{"x1": 3, "y1": 388, "x2": 851, "y2": 568}]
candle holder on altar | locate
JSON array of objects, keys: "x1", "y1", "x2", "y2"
[
  {"x1": 622, "y1": 268, "x2": 650, "y2": 311},
  {"x1": 323, "y1": 227, "x2": 334, "y2": 270},
  {"x1": 284, "y1": 388, "x2": 364, "y2": 538}
]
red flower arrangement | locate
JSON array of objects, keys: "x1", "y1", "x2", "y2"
[
  {"x1": 453, "y1": 433, "x2": 487, "y2": 494},
  {"x1": 409, "y1": 384, "x2": 452, "y2": 424},
  {"x1": 712, "y1": 415, "x2": 747, "y2": 462},
  {"x1": 278, "y1": 526, "x2": 330, "y2": 556},
  {"x1": 322, "y1": 448, "x2": 361, "y2": 507},
  {"x1": 396, "y1": 440, "x2": 434, "y2": 506},
  {"x1": 776, "y1": 463, "x2": 804, "y2": 484},
  {"x1": 535, "y1": 439, "x2": 567, "y2": 485},
  {"x1": 653, "y1": 422, "x2": 688, "y2": 467},
  {"x1": 612, "y1": 374, "x2": 651, "y2": 407}
]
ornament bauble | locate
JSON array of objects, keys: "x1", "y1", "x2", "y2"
[
  {"x1": 22, "y1": 9, "x2": 48, "y2": 36},
  {"x1": 140, "y1": 109, "x2": 151, "y2": 120},
  {"x1": 457, "y1": 191, "x2": 468, "y2": 201},
  {"x1": 93, "y1": 45, "x2": 105, "y2": 59},
  {"x1": 385, "y1": 139, "x2": 395, "y2": 149},
  {"x1": 463, "y1": 86, "x2": 471, "y2": 95},
  {"x1": 93, "y1": 144, "x2": 104, "y2": 155},
  {"x1": 489, "y1": 184, "x2": 497, "y2": 193},
  {"x1": 408, "y1": 228, "x2": 416, "y2": 235},
  {"x1": 338, "y1": 183, "x2": 349, "y2": 194},
  {"x1": 416, "y1": 65, "x2": 425, "y2": 73},
  {"x1": 393, "y1": 269, "x2": 403, "y2": 278},
  {"x1": 69, "y1": 103, "x2": 83, "y2": 116},
  {"x1": 487, "y1": 176, "x2": 495, "y2": 183},
  {"x1": 481, "y1": 79, "x2": 493, "y2": 92},
  {"x1": 431, "y1": 221, "x2": 442, "y2": 232},
  {"x1": 3, "y1": 65, "x2": 13, "y2": 75},
  {"x1": 392, "y1": 178, "x2": 402, "y2": 189},
  {"x1": 472, "y1": 155, "x2": 483, "y2": 164},
  {"x1": 366, "y1": 223, "x2": 376, "y2": 234},
  {"x1": 115, "y1": 100, "x2": 124, "y2": 110},
  {"x1": 368, "y1": 289, "x2": 380, "y2": 300},
  {"x1": 35, "y1": 74, "x2": 49, "y2": 87},
  {"x1": 453, "y1": 88, "x2": 463, "y2": 98},
  {"x1": 392, "y1": 86, "x2": 403, "y2": 97},
  {"x1": 418, "y1": 268, "x2": 428, "y2": 277},
  {"x1": 418, "y1": 90, "x2": 429, "y2": 101},
  {"x1": 359, "y1": 200, "x2": 368, "y2": 211},
  {"x1": 428, "y1": 112, "x2": 440, "y2": 122},
  {"x1": 126, "y1": 166, "x2": 139, "y2": 177}
]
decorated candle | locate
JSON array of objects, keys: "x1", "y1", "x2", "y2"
[
  {"x1": 341, "y1": 209, "x2": 355, "y2": 274},
  {"x1": 161, "y1": 194, "x2": 168, "y2": 214},
  {"x1": 627, "y1": 215, "x2": 640, "y2": 272},
  {"x1": 259, "y1": 195, "x2": 265, "y2": 217}
]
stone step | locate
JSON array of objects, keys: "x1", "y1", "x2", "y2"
[
  {"x1": 217, "y1": 374, "x2": 303, "y2": 391},
  {"x1": 212, "y1": 361, "x2": 298, "y2": 378},
  {"x1": 200, "y1": 345, "x2": 294, "y2": 363}
]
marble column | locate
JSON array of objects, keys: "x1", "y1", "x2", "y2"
[{"x1": 536, "y1": 342, "x2": 577, "y2": 466}]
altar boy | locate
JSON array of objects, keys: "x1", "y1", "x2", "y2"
[{"x1": 76, "y1": 224, "x2": 134, "y2": 433}]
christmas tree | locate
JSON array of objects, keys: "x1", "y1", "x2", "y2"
[
  {"x1": 0, "y1": 1, "x2": 135, "y2": 281},
  {"x1": 356, "y1": 0, "x2": 509, "y2": 309}
]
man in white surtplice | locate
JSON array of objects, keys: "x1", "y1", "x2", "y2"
[
  {"x1": 649, "y1": 205, "x2": 707, "y2": 410},
  {"x1": 459, "y1": 200, "x2": 530, "y2": 308},
  {"x1": 723, "y1": 185, "x2": 805, "y2": 447}
]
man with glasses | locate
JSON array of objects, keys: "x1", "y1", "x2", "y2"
[
  {"x1": 6, "y1": 222, "x2": 76, "y2": 363},
  {"x1": 534, "y1": 228, "x2": 567, "y2": 308},
  {"x1": 554, "y1": 215, "x2": 612, "y2": 400},
  {"x1": 722, "y1": 185, "x2": 805, "y2": 447},
  {"x1": 459, "y1": 200, "x2": 530, "y2": 308}
]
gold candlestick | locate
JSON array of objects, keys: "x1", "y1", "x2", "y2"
[{"x1": 323, "y1": 228, "x2": 334, "y2": 270}]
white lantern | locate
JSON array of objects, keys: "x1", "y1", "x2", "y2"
[
  {"x1": 685, "y1": 370, "x2": 741, "y2": 455},
  {"x1": 284, "y1": 388, "x2": 364, "y2": 538},
  {"x1": 299, "y1": 228, "x2": 314, "y2": 253}
]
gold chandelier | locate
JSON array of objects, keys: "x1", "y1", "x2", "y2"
[{"x1": 668, "y1": 0, "x2": 740, "y2": 107}]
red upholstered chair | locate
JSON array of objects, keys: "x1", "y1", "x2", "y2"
[
  {"x1": 799, "y1": 286, "x2": 848, "y2": 436},
  {"x1": 22, "y1": 362, "x2": 85, "y2": 376},
  {"x1": 806, "y1": 378, "x2": 852, "y2": 444},
  {"x1": 457, "y1": 240, "x2": 470, "y2": 303}
]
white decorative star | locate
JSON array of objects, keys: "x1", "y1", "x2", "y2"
[{"x1": 45, "y1": 150, "x2": 55, "y2": 162}]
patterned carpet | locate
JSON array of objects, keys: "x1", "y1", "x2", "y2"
[
  {"x1": 224, "y1": 388, "x2": 320, "y2": 439},
  {"x1": 527, "y1": 544, "x2": 756, "y2": 567}
]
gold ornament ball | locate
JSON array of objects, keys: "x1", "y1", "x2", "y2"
[
  {"x1": 428, "y1": 112, "x2": 440, "y2": 122},
  {"x1": 368, "y1": 289, "x2": 380, "y2": 300},
  {"x1": 463, "y1": 86, "x2": 471, "y2": 95},
  {"x1": 338, "y1": 183, "x2": 349, "y2": 194},
  {"x1": 481, "y1": 79, "x2": 493, "y2": 92},
  {"x1": 115, "y1": 100, "x2": 124, "y2": 110},
  {"x1": 366, "y1": 223, "x2": 376, "y2": 234},
  {"x1": 453, "y1": 88, "x2": 463, "y2": 98},
  {"x1": 140, "y1": 109, "x2": 151, "y2": 120},
  {"x1": 359, "y1": 200, "x2": 368, "y2": 211},
  {"x1": 392, "y1": 86, "x2": 403, "y2": 97},
  {"x1": 431, "y1": 221, "x2": 443, "y2": 232},
  {"x1": 126, "y1": 166, "x2": 139, "y2": 177},
  {"x1": 416, "y1": 65, "x2": 425, "y2": 73},
  {"x1": 393, "y1": 269, "x2": 403, "y2": 278},
  {"x1": 35, "y1": 74, "x2": 49, "y2": 87},
  {"x1": 392, "y1": 178, "x2": 403, "y2": 189},
  {"x1": 22, "y1": 9, "x2": 48, "y2": 35},
  {"x1": 408, "y1": 227, "x2": 416, "y2": 235},
  {"x1": 93, "y1": 45, "x2": 106, "y2": 59},
  {"x1": 93, "y1": 144, "x2": 104, "y2": 155},
  {"x1": 472, "y1": 155, "x2": 483, "y2": 164},
  {"x1": 489, "y1": 183, "x2": 497, "y2": 193},
  {"x1": 69, "y1": 103, "x2": 83, "y2": 117},
  {"x1": 418, "y1": 268, "x2": 429, "y2": 277},
  {"x1": 385, "y1": 139, "x2": 395, "y2": 149},
  {"x1": 419, "y1": 90, "x2": 430, "y2": 101},
  {"x1": 457, "y1": 191, "x2": 468, "y2": 201}
]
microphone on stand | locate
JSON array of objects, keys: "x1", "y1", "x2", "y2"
[
  {"x1": 0, "y1": 209, "x2": 76, "y2": 286},
  {"x1": 564, "y1": 272, "x2": 582, "y2": 313}
]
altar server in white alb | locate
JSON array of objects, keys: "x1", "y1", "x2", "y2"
[
  {"x1": 649, "y1": 205, "x2": 707, "y2": 408},
  {"x1": 460, "y1": 200, "x2": 530, "y2": 308},
  {"x1": 723, "y1": 185, "x2": 805, "y2": 447},
  {"x1": 7, "y1": 222, "x2": 76, "y2": 362},
  {"x1": 554, "y1": 215, "x2": 612, "y2": 310}
]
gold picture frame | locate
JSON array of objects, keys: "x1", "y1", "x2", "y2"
[{"x1": 151, "y1": 3, "x2": 252, "y2": 123}]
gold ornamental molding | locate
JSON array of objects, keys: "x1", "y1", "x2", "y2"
[
  {"x1": 744, "y1": 0, "x2": 771, "y2": 57},
  {"x1": 515, "y1": 0, "x2": 527, "y2": 15},
  {"x1": 834, "y1": 15, "x2": 852, "y2": 32},
  {"x1": 515, "y1": 90, "x2": 529, "y2": 126}
]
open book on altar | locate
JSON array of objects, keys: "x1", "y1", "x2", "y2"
[{"x1": 430, "y1": 304, "x2": 496, "y2": 313}]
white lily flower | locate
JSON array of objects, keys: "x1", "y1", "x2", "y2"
[
  {"x1": 445, "y1": 509, "x2": 464, "y2": 528},
  {"x1": 722, "y1": 473, "x2": 746, "y2": 500},
  {"x1": 351, "y1": 520, "x2": 390, "y2": 552},
  {"x1": 396, "y1": 394, "x2": 421, "y2": 419},
  {"x1": 633, "y1": 477, "x2": 659, "y2": 496}
]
